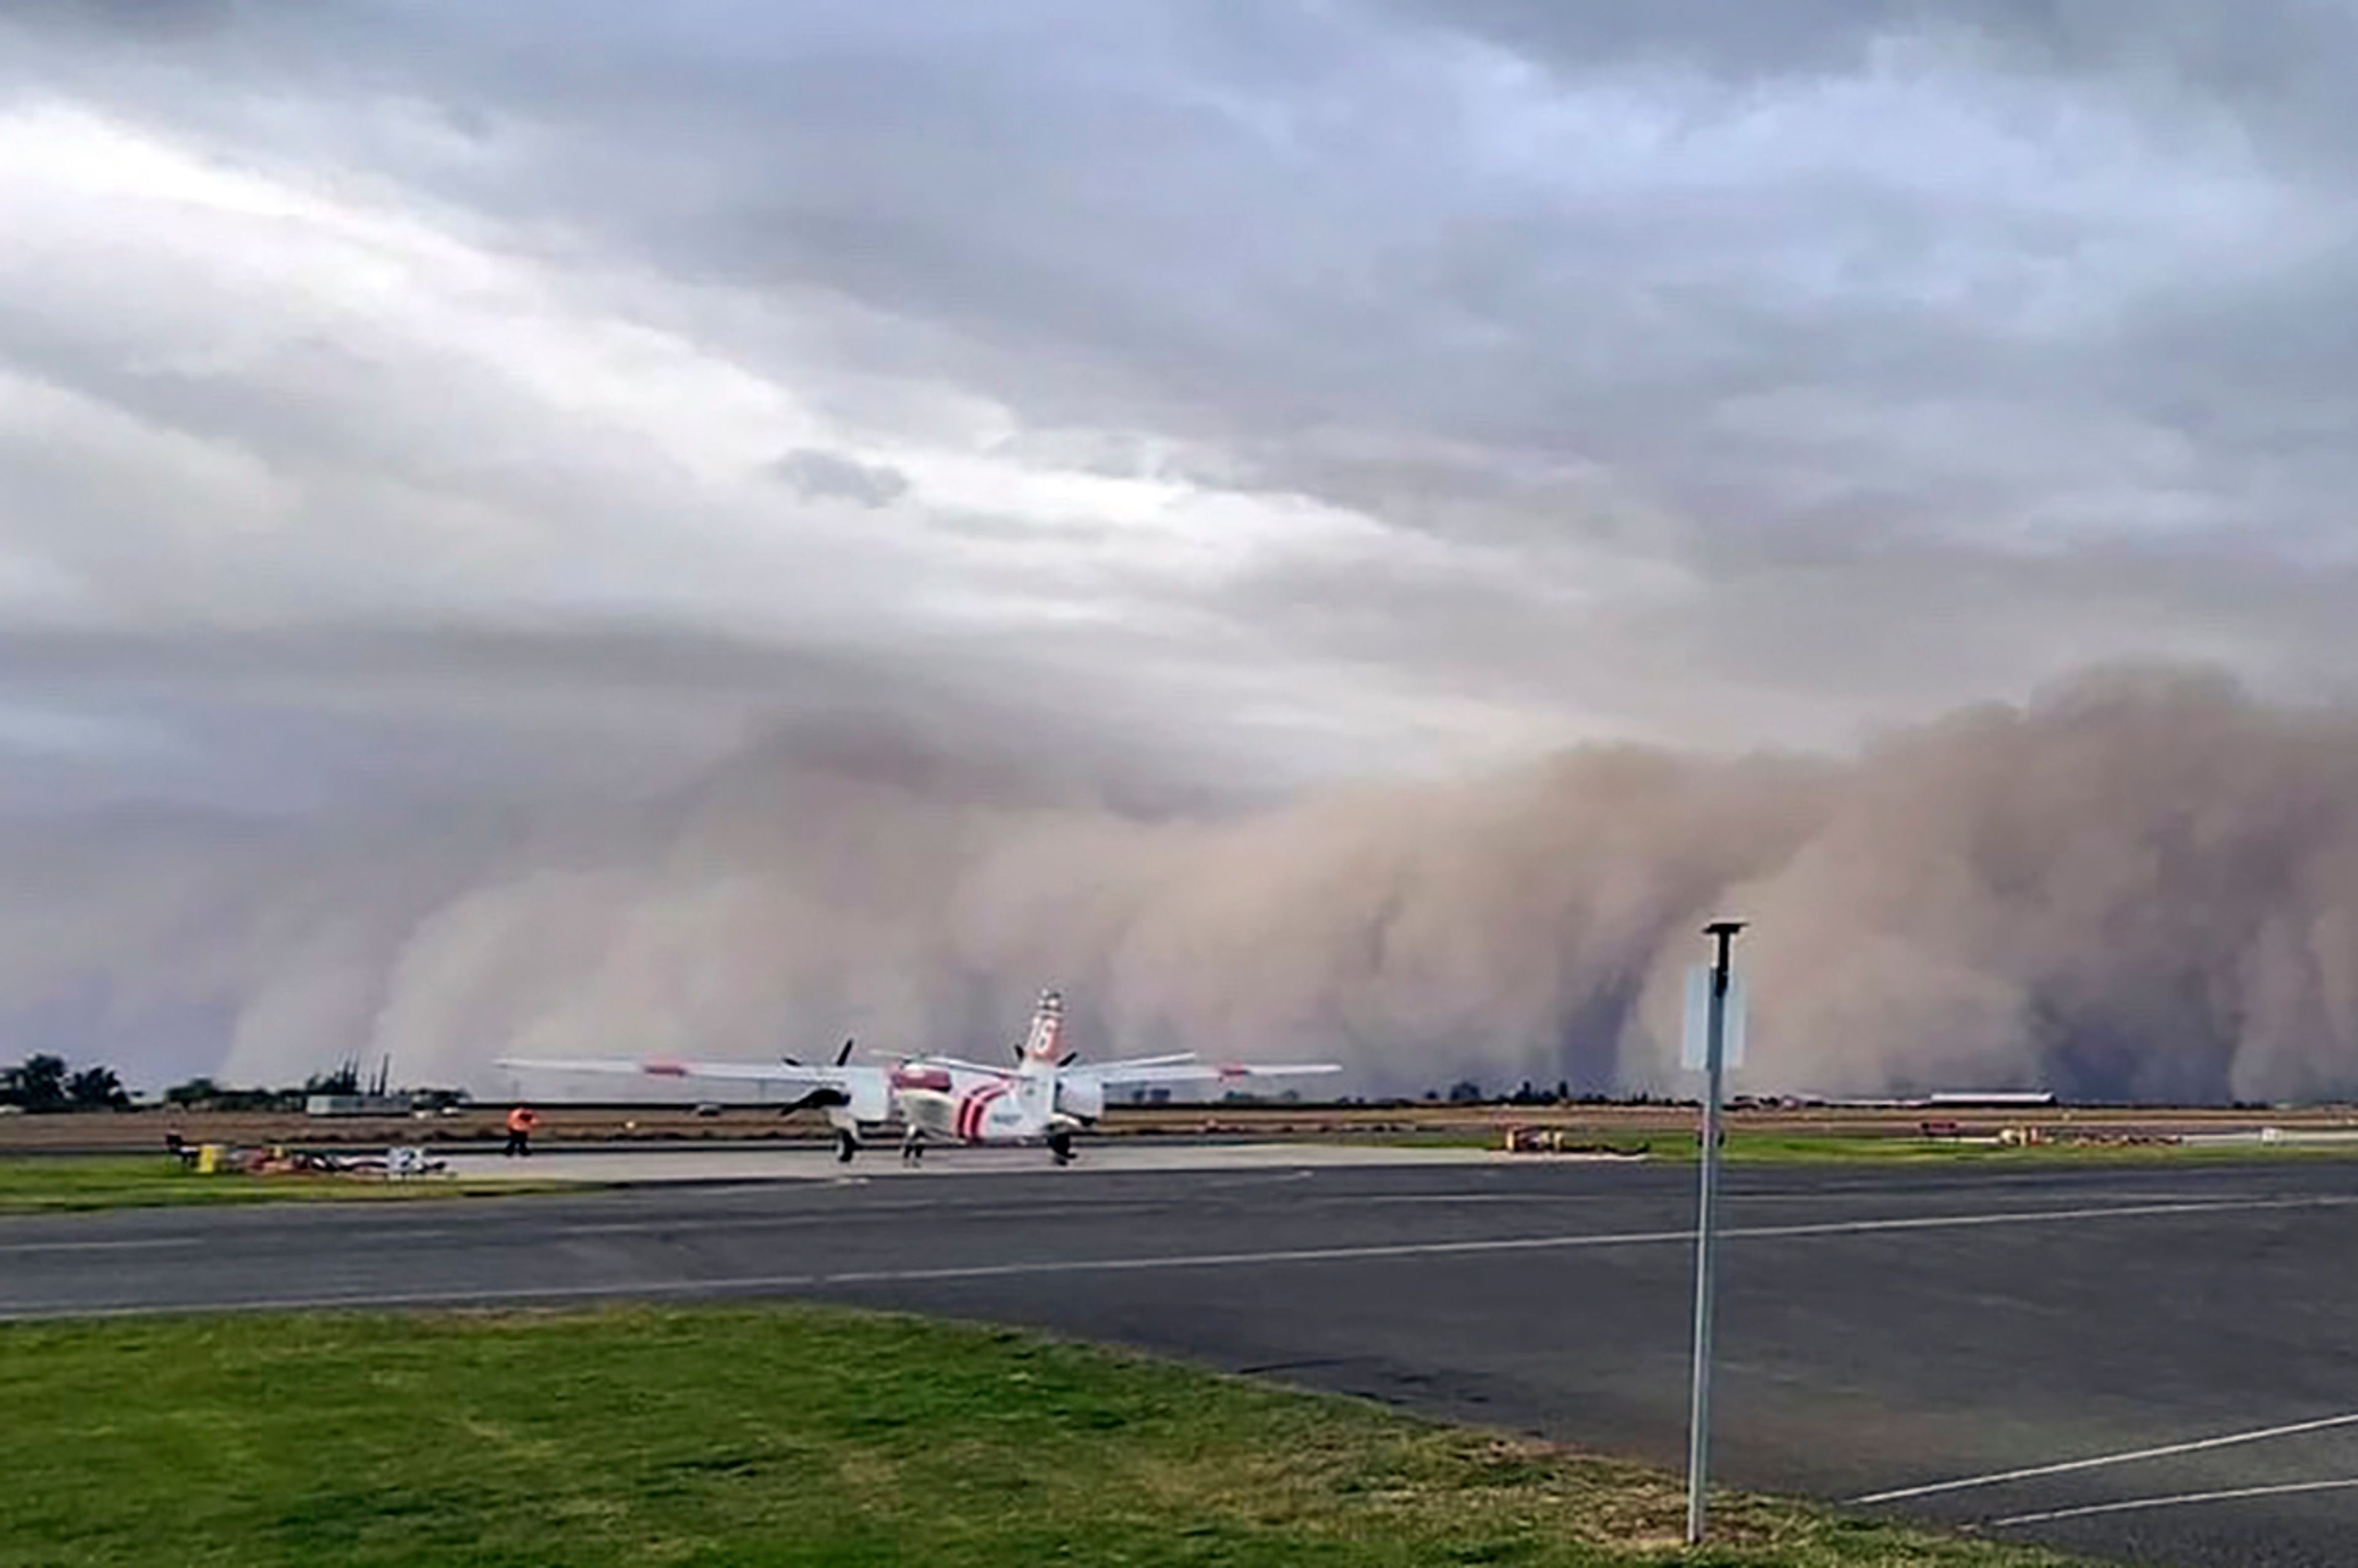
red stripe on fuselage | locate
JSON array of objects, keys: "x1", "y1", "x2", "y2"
[{"x1": 957, "y1": 1082, "x2": 1007, "y2": 1142}]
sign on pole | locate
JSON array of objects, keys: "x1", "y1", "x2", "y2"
[
  {"x1": 1681, "y1": 967, "x2": 1746, "y2": 1070},
  {"x1": 1725, "y1": 971, "x2": 1745, "y2": 1068}
]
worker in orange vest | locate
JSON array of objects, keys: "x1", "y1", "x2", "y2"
[{"x1": 504, "y1": 1103, "x2": 539, "y2": 1158}]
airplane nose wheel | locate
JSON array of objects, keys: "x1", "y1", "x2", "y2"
[
  {"x1": 833, "y1": 1128, "x2": 858, "y2": 1164},
  {"x1": 1048, "y1": 1131, "x2": 1075, "y2": 1167}
]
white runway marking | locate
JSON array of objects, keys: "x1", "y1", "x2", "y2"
[
  {"x1": 799, "y1": 1193, "x2": 2358, "y2": 1284},
  {"x1": 537, "y1": 1204, "x2": 1177, "y2": 1238},
  {"x1": 1986, "y1": 1478, "x2": 2358, "y2": 1527},
  {"x1": 0, "y1": 1238, "x2": 202, "y2": 1256},
  {"x1": 322, "y1": 1198, "x2": 1196, "y2": 1246},
  {"x1": 2, "y1": 1192, "x2": 2348, "y2": 1320},
  {"x1": 1851, "y1": 1410, "x2": 2358, "y2": 1505}
]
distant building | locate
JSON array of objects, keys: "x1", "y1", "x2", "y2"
[
  {"x1": 304, "y1": 1093, "x2": 416, "y2": 1117},
  {"x1": 1806, "y1": 1090, "x2": 2058, "y2": 1110},
  {"x1": 1921, "y1": 1091, "x2": 2058, "y2": 1108}
]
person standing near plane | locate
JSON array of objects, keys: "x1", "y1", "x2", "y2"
[{"x1": 504, "y1": 1103, "x2": 539, "y2": 1157}]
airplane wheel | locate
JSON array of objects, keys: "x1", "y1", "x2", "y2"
[
  {"x1": 1048, "y1": 1131, "x2": 1075, "y2": 1166},
  {"x1": 834, "y1": 1129, "x2": 858, "y2": 1164}
]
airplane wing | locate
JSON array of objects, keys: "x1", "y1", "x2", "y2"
[
  {"x1": 909, "y1": 1055, "x2": 1019, "y2": 1080},
  {"x1": 1072, "y1": 1057, "x2": 1342, "y2": 1089},
  {"x1": 1066, "y1": 1052, "x2": 1196, "y2": 1074},
  {"x1": 494, "y1": 1055, "x2": 862, "y2": 1089}
]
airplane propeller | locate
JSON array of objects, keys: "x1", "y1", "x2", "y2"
[
  {"x1": 777, "y1": 1039, "x2": 857, "y2": 1116},
  {"x1": 785, "y1": 1038, "x2": 858, "y2": 1068},
  {"x1": 1059, "y1": 1051, "x2": 1080, "y2": 1067}
]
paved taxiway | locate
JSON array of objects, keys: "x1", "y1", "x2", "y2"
[
  {"x1": 436, "y1": 1139, "x2": 1526, "y2": 1184},
  {"x1": 3, "y1": 1153, "x2": 2354, "y2": 1567}
]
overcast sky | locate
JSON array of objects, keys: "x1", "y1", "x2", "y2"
[{"x1": 6, "y1": 1, "x2": 2358, "y2": 805}]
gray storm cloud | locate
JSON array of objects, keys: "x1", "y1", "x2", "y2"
[
  {"x1": 10, "y1": 5, "x2": 2358, "y2": 1112},
  {"x1": 8, "y1": 663, "x2": 2357, "y2": 1105}
]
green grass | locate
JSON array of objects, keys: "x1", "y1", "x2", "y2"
[
  {"x1": 0, "y1": 1303, "x2": 2098, "y2": 1568},
  {"x1": 0, "y1": 1157, "x2": 575, "y2": 1213}
]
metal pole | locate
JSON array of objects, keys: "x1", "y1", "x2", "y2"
[{"x1": 1686, "y1": 918, "x2": 1743, "y2": 1546}]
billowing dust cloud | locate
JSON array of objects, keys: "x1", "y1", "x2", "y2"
[{"x1": 8, "y1": 664, "x2": 2358, "y2": 1103}]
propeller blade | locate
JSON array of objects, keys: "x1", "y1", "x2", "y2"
[
  {"x1": 1059, "y1": 1052, "x2": 1079, "y2": 1067},
  {"x1": 836, "y1": 1037, "x2": 856, "y2": 1066},
  {"x1": 782, "y1": 1055, "x2": 801, "y2": 1066}
]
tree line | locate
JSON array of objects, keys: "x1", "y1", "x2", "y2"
[
  {"x1": 0, "y1": 1054, "x2": 129, "y2": 1112},
  {"x1": 0, "y1": 1057, "x2": 473, "y2": 1115}
]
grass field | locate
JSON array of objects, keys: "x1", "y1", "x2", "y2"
[
  {"x1": 0, "y1": 1304, "x2": 2094, "y2": 1568},
  {"x1": 0, "y1": 1157, "x2": 575, "y2": 1214}
]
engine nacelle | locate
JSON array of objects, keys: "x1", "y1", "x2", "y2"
[
  {"x1": 792, "y1": 1069, "x2": 891, "y2": 1127},
  {"x1": 1054, "y1": 1076, "x2": 1104, "y2": 1123}
]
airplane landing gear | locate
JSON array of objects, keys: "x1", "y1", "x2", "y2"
[
  {"x1": 1048, "y1": 1130, "x2": 1075, "y2": 1167},
  {"x1": 833, "y1": 1128, "x2": 858, "y2": 1164},
  {"x1": 900, "y1": 1127, "x2": 926, "y2": 1166}
]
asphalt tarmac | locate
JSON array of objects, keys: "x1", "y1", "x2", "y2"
[{"x1": 4, "y1": 1153, "x2": 2356, "y2": 1567}]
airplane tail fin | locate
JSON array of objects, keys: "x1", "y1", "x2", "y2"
[{"x1": 1020, "y1": 988, "x2": 1066, "y2": 1065}]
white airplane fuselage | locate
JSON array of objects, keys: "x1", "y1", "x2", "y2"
[{"x1": 882, "y1": 1062, "x2": 1075, "y2": 1146}]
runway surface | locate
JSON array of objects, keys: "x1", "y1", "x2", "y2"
[
  {"x1": 4, "y1": 1153, "x2": 2356, "y2": 1567},
  {"x1": 435, "y1": 1139, "x2": 1525, "y2": 1183}
]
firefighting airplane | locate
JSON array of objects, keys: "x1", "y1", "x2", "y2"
[{"x1": 496, "y1": 989, "x2": 1340, "y2": 1166}]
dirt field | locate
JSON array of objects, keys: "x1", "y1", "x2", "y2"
[{"x1": 5, "y1": 1098, "x2": 2353, "y2": 1153}]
